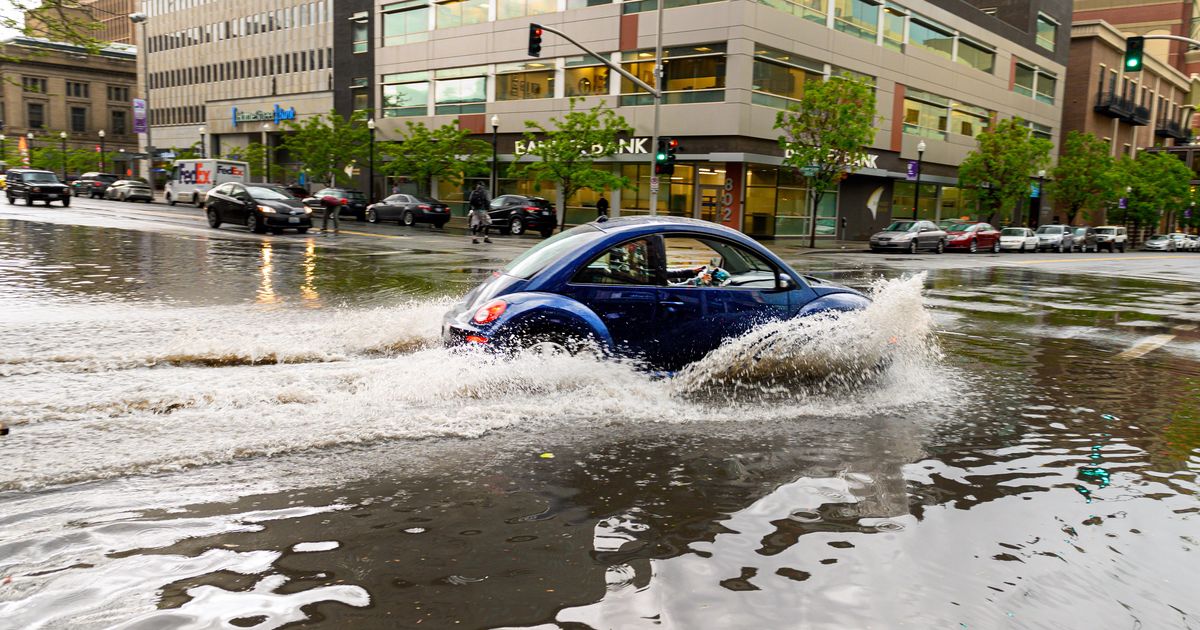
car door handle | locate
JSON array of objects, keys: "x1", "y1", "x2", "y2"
[{"x1": 659, "y1": 300, "x2": 685, "y2": 306}]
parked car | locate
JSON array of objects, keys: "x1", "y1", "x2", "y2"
[
  {"x1": 869, "y1": 220, "x2": 946, "y2": 254},
  {"x1": 1143, "y1": 234, "x2": 1175, "y2": 251},
  {"x1": 443, "y1": 217, "x2": 870, "y2": 370},
  {"x1": 1187, "y1": 235, "x2": 1200, "y2": 251},
  {"x1": 1072, "y1": 226, "x2": 1099, "y2": 253},
  {"x1": 1167, "y1": 232, "x2": 1195, "y2": 251},
  {"x1": 943, "y1": 221, "x2": 1000, "y2": 253},
  {"x1": 205, "y1": 182, "x2": 312, "y2": 234},
  {"x1": 1034, "y1": 225, "x2": 1075, "y2": 252},
  {"x1": 367, "y1": 193, "x2": 451, "y2": 227},
  {"x1": 998, "y1": 227, "x2": 1039, "y2": 252},
  {"x1": 71, "y1": 172, "x2": 121, "y2": 198},
  {"x1": 1092, "y1": 225, "x2": 1127, "y2": 252},
  {"x1": 254, "y1": 183, "x2": 307, "y2": 200},
  {"x1": 4, "y1": 168, "x2": 70, "y2": 206},
  {"x1": 483, "y1": 194, "x2": 557, "y2": 238},
  {"x1": 302, "y1": 188, "x2": 368, "y2": 221},
  {"x1": 103, "y1": 179, "x2": 153, "y2": 203}
]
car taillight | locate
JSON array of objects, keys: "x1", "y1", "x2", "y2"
[
  {"x1": 418, "y1": 204, "x2": 430, "y2": 210},
  {"x1": 93, "y1": 182, "x2": 102, "y2": 186},
  {"x1": 465, "y1": 335, "x2": 489, "y2": 344},
  {"x1": 340, "y1": 198, "x2": 348, "y2": 205},
  {"x1": 525, "y1": 206, "x2": 539, "y2": 212},
  {"x1": 472, "y1": 299, "x2": 507, "y2": 325}
]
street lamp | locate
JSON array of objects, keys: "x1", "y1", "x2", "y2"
[
  {"x1": 912, "y1": 140, "x2": 926, "y2": 221},
  {"x1": 1034, "y1": 168, "x2": 1046, "y2": 227},
  {"x1": 198, "y1": 126, "x2": 206, "y2": 159},
  {"x1": 129, "y1": 12, "x2": 152, "y2": 183},
  {"x1": 490, "y1": 114, "x2": 499, "y2": 196},
  {"x1": 59, "y1": 131, "x2": 67, "y2": 180},
  {"x1": 367, "y1": 117, "x2": 376, "y2": 202},
  {"x1": 98, "y1": 129, "x2": 106, "y2": 172},
  {"x1": 0, "y1": 134, "x2": 6, "y2": 172},
  {"x1": 261, "y1": 122, "x2": 270, "y2": 183},
  {"x1": 27, "y1": 132, "x2": 35, "y2": 166}
]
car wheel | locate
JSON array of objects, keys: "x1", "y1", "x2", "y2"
[
  {"x1": 62, "y1": 197, "x2": 69, "y2": 207},
  {"x1": 1119, "y1": 244, "x2": 1125, "y2": 253},
  {"x1": 935, "y1": 240, "x2": 945, "y2": 254},
  {"x1": 401, "y1": 210, "x2": 415, "y2": 226},
  {"x1": 434, "y1": 220, "x2": 448, "y2": 229},
  {"x1": 6, "y1": 195, "x2": 13, "y2": 204},
  {"x1": 540, "y1": 228, "x2": 554, "y2": 239},
  {"x1": 1057, "y1": 242, "x2": 1064, "y2": 253},
  {"x1": 510, "y1": 216, "x2": 526, "y2": 236},
  {"x1": 167, "y1": 194, "x2": 175, "y2": 206},
  {"x1": 25, "y1": 196, "x2": 33, "y2": 206},
  {"x1": 968, "y1": 240, "x2": 977, "y2": 254},
  {"x1": 908, "y1": 240, "x2": 918, "y2": 254},
  {"x1": 297, "y1": 227, "x2": 309, "y2": 234},
  {"x1": 520, "y1": 333, "x2": 598, "y2": 359},
  {"x1": 246, "y1": 212, "x2": 263, "y2": 234},
  {"x1": 206, "y1": 208, "x2": 221, "y2": 228},
  {"x1": 367, "y1": 209, "x2": 379, "y2": 223},
  {"x1": 991, "y1": 240, "x2": 1001, "y2": 253}
]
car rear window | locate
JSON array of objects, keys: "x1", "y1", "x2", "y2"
[
  {"x1": 1000, "y1": 228, "x2": 1025, "y2": 236},
  {"x1": 346, "y1": 191, "x2": 367, "y2": 201},
  {"x1": 98, "y1": 175, "x2": 119, "y2": 183},
  {"x1": 503, "y1": 225, "x2": 604, "y2": 279}
]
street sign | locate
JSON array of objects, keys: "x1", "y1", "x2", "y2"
[
  {"x1": 800, "y1": 166, "x2": 818, "y2": 177},
  {"x1": 649, "y1": 175, "x2": 659, "y2": 194},
  {"x1": 1030, "y1": 182, "x2": 1041, "y2": 199}
]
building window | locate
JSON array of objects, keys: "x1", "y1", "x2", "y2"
[
  {"x1": 351, "y1": 77, "x2": 370, "y2": 111},
  {"x1": 956, "y1": 38, "x2": 995, "y2": 74},
  {"x1": 382, "y1": 72, "x2": 430, "y2": 117},
  {"x1": 27, "y1": 102, "x2": 46, "y2": 129},
  {"x1": 382, "y1": 0, "x2": 430, "y2": 47},
  {"x1": 751, "y1": 45, "x2": 823, "y2": 108},
  {"x1": 624, "y1": 0, "x2": 722, "y2": 13},
  {"x1": 882, "y1": 4, "x2": 906, "y2": 51},
  {"x1": 759, "y1": 0, "x2": 825, "y2": 24},
  {"x1": 496, "y1": 62, "x2": 555, "y2": 101},
  {"x1": 66, "y1": 81, "x2": 90, "y2": 98},
  {"x1": 436, "y1": 0, "x2": 488, "y2": 28},
  {"x1": 434, "y1": 69, "x2": 487, "y2": 114},
  {"x1": 833, "y1": 0, "x2": 879, "y2": 42},
  {"x1": 497, "y1": 0, "x2": 556, "y2": 20},
  {"x1": 950, "y1": 101, "x2": 990, "y2": 137},
  {"x1": 111, "y1": 110, "x2": 127, "y2": 135},
  {"x1": 1036, "y1": 14, "x2": 1057, "y2": 52},
  {"x1": 908, "y1": 16, "x2": 953, "y2": 60},
  {"x1": 902, "y1": 88, "x2": 949, "y2": 139},
  {"x1": 621, "y1": 44, "x2": 726, "y2": 106},
  {"x1": 565, "y1": 56, "x2": 610, "y2": 97},
  {"x1": 1023, "y1": 120, "x2": 1052, "y2": 141},
  {"x1": 566, "y1": 0, "x2": 613, "y2": 7},
  {"x1": 22, "y1": 77, "x2": 48, "y2": 93},
  {"x1": 1014, "y1": 61, "x2": 1056, "y2": 105},
  {"x1": 70, "y1": 106, "x2": 87, "y2": 132},
  {"x1": 352, "y1": 18, "x2": 369, "y2": 53}
]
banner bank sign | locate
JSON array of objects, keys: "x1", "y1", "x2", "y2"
[{"x1": 232, "y1": 104, "x2": 297, "y2": 127}]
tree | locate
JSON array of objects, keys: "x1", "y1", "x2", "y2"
[
  {"x1": 378, "y1": 121, "x2": 491, "y2": 196},
  {"x1": 775, "y1": 72, "x2": 877, "y2": 247},
  {"x1": 3, "y1": 1, "x2": 103, "y2": 54},
  {"x1": 30, "y1": 143, "x2": 98, "y2": 176},
  {"x1": 958, "y1": 118, "x2": 1053, "y2": 225},
  {"x1": 219, "y1": 143, "x2": 287, "y2": 181},
  {"x1": 279, "y1": 110, "x2": 371, "y2": 187},
  {"x1": 1049, "y1": 131, "x2": 1117, "y2": 225},
  {"x1": 507, "y1": 98, "x2": 632, "y2": 231},
  {"x1": 1115, "y1": 151, "x2": 1192, "y2": 237}
]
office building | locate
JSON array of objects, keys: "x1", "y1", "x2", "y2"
[
  {"x1": 81, "y1": 0, "x2": 140, "y2": 44},
  {"x1": 1073, "y1": 0, "x2": 1200, "y2": 76}
]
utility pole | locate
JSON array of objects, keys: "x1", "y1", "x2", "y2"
[{"x1": 647, "y1": 0, "x2": 664, "y2": 215}]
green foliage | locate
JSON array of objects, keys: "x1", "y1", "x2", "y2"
[
  {"x1": 1049, "y1": 131, "x2": 1118, "y2": 225},
  {"x1": 3, "y1": 1, "x2": 104, "y2": 54},
  {"x1": 508, "y1": 98, "x2": 633, "y2": 229},
  {"x1": 958, "y1": 118, "x2": 1053, "y2": 224},
  {"x1": 1114, "y1": 151, "x2": 1192, "y2": 229},
  {"x1": 775, "y1": 73, "x2": 877, "y2": 246},
  {"x1": 279, "y1": 110, "x2": 371, "y2": 187},
  {"x1": 29, "y1": 141, "x2": 99, "y2": 176},
  {"x1": 379, "y1": 121, "x2": 491, "y2": 195}
]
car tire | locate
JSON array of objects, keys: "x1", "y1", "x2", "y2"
[
  {"x1": 991, "y1": 240, "x2": 1001, "y2": 253},
  {"x1": 401, "y1": 210, "x2": 415, "y2": 226},
  {"x1": 1057, "y1": 242, "x2": 1065, "y2": 253},
  {"x1": 1119, "y1": 243, "x2": 1125, "y2": 253},
  {"x1": 520, "y1": 333, "x2": 598, "y2": 358},
  {"x1": 540, "y1": 228, "x2": 554, "y2": 239},
  {"x1": 509, "y1": 216, "x2": 526, "y2": 236},
  {"x1": 62, "y1": 197, "x2": 69, "y2": 207},
  {"x1": 367, "y1": 209, "x2": 379, "y2": 224},
  {"x1": 6, "y1": 195, "x2": 13, "y2": 204},
  {"x1": 167, "y1": 194, "x2": 175, "y2": 206},
  {"x1": 908, "y1": 240, "x2": 918, "y2": 255},
  {"x1": 297, "y1": 227, "x2": 309, "y2": 234},
  {"x1": 434, "y1": 220, "x2": 447, "y2": 229},
  {"x1": 246, "y1": 212, "x2": 263, "y2": 234},
  {"x1": 206, "y1": 208, "x2": 221, "y2": 228},
  {"x1": 25, "y1": 196, "x2": 33, "y2": 206},
  {"x1": 968, "y1": 240, "x2": 977, "y2": 254}
]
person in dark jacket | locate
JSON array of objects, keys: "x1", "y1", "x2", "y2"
[
  {"x1": 596, "y1": 193, "x2": 609, "y2": 218},
  {"x1": 468, "y1": 183, "x2": 492, "y2": 244}
]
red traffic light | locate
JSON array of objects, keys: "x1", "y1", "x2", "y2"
[
  {"x1": 533, "y1": 27, "x2": 542, "y2": 36},
  {"x1": 668, "y1": 139, "x2": 678, "y2": 149}
]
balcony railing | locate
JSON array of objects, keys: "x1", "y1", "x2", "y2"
[
  {"x1": 1093, "y1": 91, "x2": 1150, "y2": 126},
  {"x1": 1130, "y1": 105, "x2": 1151, "y2": 126},
  {"x1": 1155, "y1": 119, "x2": 1191, "y2": 141}
]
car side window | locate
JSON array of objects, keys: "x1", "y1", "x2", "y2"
[
  {"x1": 663, "y1": 236, "x2": 779, "y2": 289},
  {"x1": 490, "y1": 196, "x2": 506, "y2": 209},
  {"x1": 572, "y1": 238, "x2": 655, "y2": 286}
]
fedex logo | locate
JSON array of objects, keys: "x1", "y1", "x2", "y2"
[
  {"x1": 218, "y1": 165, "x2": 244, "y2": 177},
  {"x1": 179, "y1": 163, "x2": 211, "y2": 185}
]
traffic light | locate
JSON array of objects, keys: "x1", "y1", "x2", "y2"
[
  {"x1": 655, "y1": 137, "x2": 677, "y2": 175},
  {"x1": 528, "y1": 24, "x2": 543, "y2": 57},
  {"x1": 1124, "y1": 36, "x2": 1145, "y2": 72}
]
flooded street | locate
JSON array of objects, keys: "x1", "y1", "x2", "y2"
[{"x1": 2, "y1": 205, "x2": 1198, "y2": 629}]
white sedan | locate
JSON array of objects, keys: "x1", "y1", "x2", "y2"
[{"x1": 999, "y1": 227, "x2": 1039, "y2": 252}]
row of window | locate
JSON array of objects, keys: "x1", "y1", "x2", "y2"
[
  {"x1": 1097, "y1": 64, "x2": 1186, "y2": 125},
  {"x1": 1013, "y1": 62, "x2": 1057, "y2": 105},
  {"x1": 147, "y1": 2, "x2": 332, "y2": 53},
  {"x1": 902, "y1": 88, "x2": 991, "y2": 140},
  {"x1": 148, "y1": 105, "x2": 205, "y2": 127},
  {"x1": 20, "y1": 77, "x2": 133, "y2": 103},
  {"x1": 150, "y1": 48, "x2": 332, "y2": 90},
  {"x1": 19, "y1": 102, "x2": 129, "y2": 134}
]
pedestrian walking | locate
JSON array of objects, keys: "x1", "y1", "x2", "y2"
[
  {"x1": 321, "y1": 194, "x2": 342, "y2": 235},
  {"x1": 468, "y1": 183, "x2": 492, "y2": 244},
  {"x1": 596, "y1": 193, "x2": 609, "y2": 219}
]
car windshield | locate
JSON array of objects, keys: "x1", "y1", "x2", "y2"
[
  {"x1": 1000, "y1": 228, "x2": 1026, "y2": 236},
  {"x1": 97, "y1": 175, "x2": 119, "y2": 182},
  {"x1": 503, "y1": 225, "x2": 605, "y2": 279},
  {"x1": 24, "y1": 172, "x2": 59, "y2": 183},
  {"x1": 1074, "y1": 228, "x2": 1087, "y2": 236},
  {"x1": 1095, "y1": 228, "x2": 1116, "y2": 234},
  {"x1": 246, "y1": 186, "x2": 291, "y2": 200},
  {"x1": 884, "y1": 221, "x2": 916, "y2": 232},
  {"x1": 945, "y1": 223, "x2": 973, "y2": 232},
  {"x1": 414, "y1": 195, "x2": 439, "y2": 204},
  {"x1": 1036, "y1": 226, "x2": 1061, "y2": 234},
  {"x1": 1149, "y1": 235, "x2": 1168, "y2": 241}
]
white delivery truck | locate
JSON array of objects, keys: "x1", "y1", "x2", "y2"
[{"x1": 164, "y1": 159, "x2": 249, "y2": 207}]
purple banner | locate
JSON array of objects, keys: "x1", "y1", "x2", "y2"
[
  {"x1": 133, "y1": 99, "x2": 148, "y2": 134},
  {"x1": 1118, "y1": 198, "x2": 1127, "y2": 209},
  {"x1": 906, "y1": 160, "x2": 918, "y2": 181}
]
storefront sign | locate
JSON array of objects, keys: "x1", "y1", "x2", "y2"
[
  {"x1": 232, "y1": 104, "x2": 297, "y2": 127},
  {"x1": 515, "y1": 137, "x2": 649, "y2": 156},
  {"x1": 784, "y1": 149, "x2": 880, "y2": 170},
  {"x1": 718, "y1": 164, "x2": 743, "y2": 230},
  {"x1": 133, "y1": 99, "x2": 147, "y2": 134}
]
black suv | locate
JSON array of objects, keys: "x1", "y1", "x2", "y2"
[
  {"x1": 72, "y1": 172, "x2": 121, "y2": 198},
  {"x1": 302, "y1": 188, "x2": 368, "y2": 221},
  {"x1": 6, "y1": 169, "x2": 71, "y2": 206},
  {"x1": 487, "y1": 195, "x2": 556, "y2": 238}
]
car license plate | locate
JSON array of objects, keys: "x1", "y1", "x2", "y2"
[
  {"x1": 288, "y1": 217, "x2": 300, "y2": 223},
  {"x1": 541, "y1": 210, "x2": 551, "y2": 215}
]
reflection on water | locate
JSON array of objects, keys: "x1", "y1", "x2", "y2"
[{"x1": 1, "y1": 217, "x2": 1198, "y2": 628}]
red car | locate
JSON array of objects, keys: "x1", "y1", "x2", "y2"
[{"x1": 943, "y1": 222, "x2": 1001, "y2": 253}]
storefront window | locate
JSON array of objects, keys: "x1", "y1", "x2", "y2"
[
  {"x1": 833, "y1": 0, "x2": 879, "y2": 42},
  {"x1": 620, "y1": 164, "x2": 653, "y2": 216},
  {"x1": 743, "y1": 166, "x2": 837, "y2": 238},
  {"x1": 908, "y1": 16, "x2": 953, "y2": 60},
  {"x1": 496, "y1": 62, "x2": 554, "y2": 101},
  {"x1": 956, "y1": 39, "x2": 995, "y2": 74},
  {"x1": 436, "y1": 0, "x2": 488, "y2": 29},
  {"x1": 497, "y1": 0, "x2": 556, "y2": 20},
  {"x1": 382, "y1": 72, "x2": 429, "y2": 117},
  {"x1": 758, "y1": 0, "x2": 825, "y2": 24},
  {"x1": 892, "y1": 181, "x2": 938, "y2": 221},
  {"x1": 382, "y1": 1, "x2": 429, "y2": 47},
  {"x1": 950, "y1": 101, "x2": 989, "y2": 137},
  {"x1": 434, "y1": 67, "x2": 486, "y2": 114},
  {"x1": 621, "y1": 44, "x2": 726, "y2": 106},
  {"x1": 752, "y1": 45, "x2": 822, "y2": 108},
  {"x1": 903, "y1": 88, "x2": 949, "y2": 139},
  {"x1": 622, "y1": 0, "x2": 722, "y2": 14},
  {"x1": 882, "y1": 5, "x2": 906, "y2": 51},
  {"x1": 938, "y1": 186, "x2": 981, "y2": 222},
  {"x1": 565, "y1": 58, "x2": 610, "y2": 97}
]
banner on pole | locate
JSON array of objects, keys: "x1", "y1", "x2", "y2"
[{"x1": 133, "y1": 99, "x2": 148, "y2": 134}]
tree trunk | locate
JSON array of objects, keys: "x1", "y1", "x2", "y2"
[
  {"x1": 557, "y1": 187, "x2": 568, "y2": 233},
  {"x1": 809, "y1": 189, "x2": 822, "y2": 249}
]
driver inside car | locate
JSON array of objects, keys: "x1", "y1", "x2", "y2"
[{"x1": 667, "y1": 265, "x2": 731, "y2": 287}]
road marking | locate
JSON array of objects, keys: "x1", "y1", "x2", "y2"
[
  {"x1": 1173, "y1": 324, "x2": 1197, "y2": 332},
  {"x1": 1116, "y1": 334, "x2": 1176, "y2": 359},
  {"x1": 1015, "y1": 255, "x2": 1192, "y2": 265}
]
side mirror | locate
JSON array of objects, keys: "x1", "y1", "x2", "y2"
[{"x1": 778, "y1": 274, "x2": 794, "y2": 289}]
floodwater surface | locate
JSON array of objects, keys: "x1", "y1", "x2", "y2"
[{"x1": 1, "y1": 218, "x2": 1198, "y2": 629}]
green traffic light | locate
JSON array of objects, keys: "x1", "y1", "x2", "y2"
[
  {"x1": 1126, "y1": 58, "x2": 1138, "y2": 68},
  {"x1": 656, "y1": 152, "x2": 667, "y2": 161}
]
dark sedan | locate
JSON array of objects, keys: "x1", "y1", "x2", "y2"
[
  {"x1": 1072, "y1": 226, "x2": 1099, "y2": 253},
  {"x1": 103, "y1": 180, "x2": 153, "y2": 203},
  {"x1": 72, "y1": 172, "x2": 120, "y2": 198},
  {"x1": 303, "y1": 188, "x2": 368, "y2": 221},
  {"x1": 367, "y1": 193, "x2": 451, "y2": 227},
  {"x1": 205, "y1": 182, "x2": 312, "y2": 233},
  {"x1": 488, "y1": 195, "x2": 557, "y2": 238}
]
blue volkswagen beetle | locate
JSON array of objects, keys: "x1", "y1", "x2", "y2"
[{"x1": 443, "y1": 217, "x2": 870, "y2": 370}]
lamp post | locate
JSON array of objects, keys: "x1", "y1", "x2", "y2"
[
  {"x1": 912, "y1": 140, "x2": 926, "y2": 221},
  {"x1": 1034, "y1": 168, "x2": 1046, "y2": 227},
  {"x1": 198, "y1": 126, "x2": 206, "y2": 159},
  {"x1": 129, "y1": 13, "x2": 152, "y2": 184},
  {"x1": 490, "y1": 114, "x2": 499, "y2": 196},
  {"x1": 366, "y1": 117, "x2": 376, "y2": 202},
  {"x1": 98, "y1": 129, "x2": 106, "y2": 172},
  {"x1": 261, "y1": 122, "x2": 270, "y2": 183},
  {"x1": 26, "y1": 132, "x2": 34, "y2": 167},
  {"x1": 59, "y1": 131, "x2": 68, "y2": 180},
  {"x1": 0, "y1": 134, "x2": 6, "y2": 172}
]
